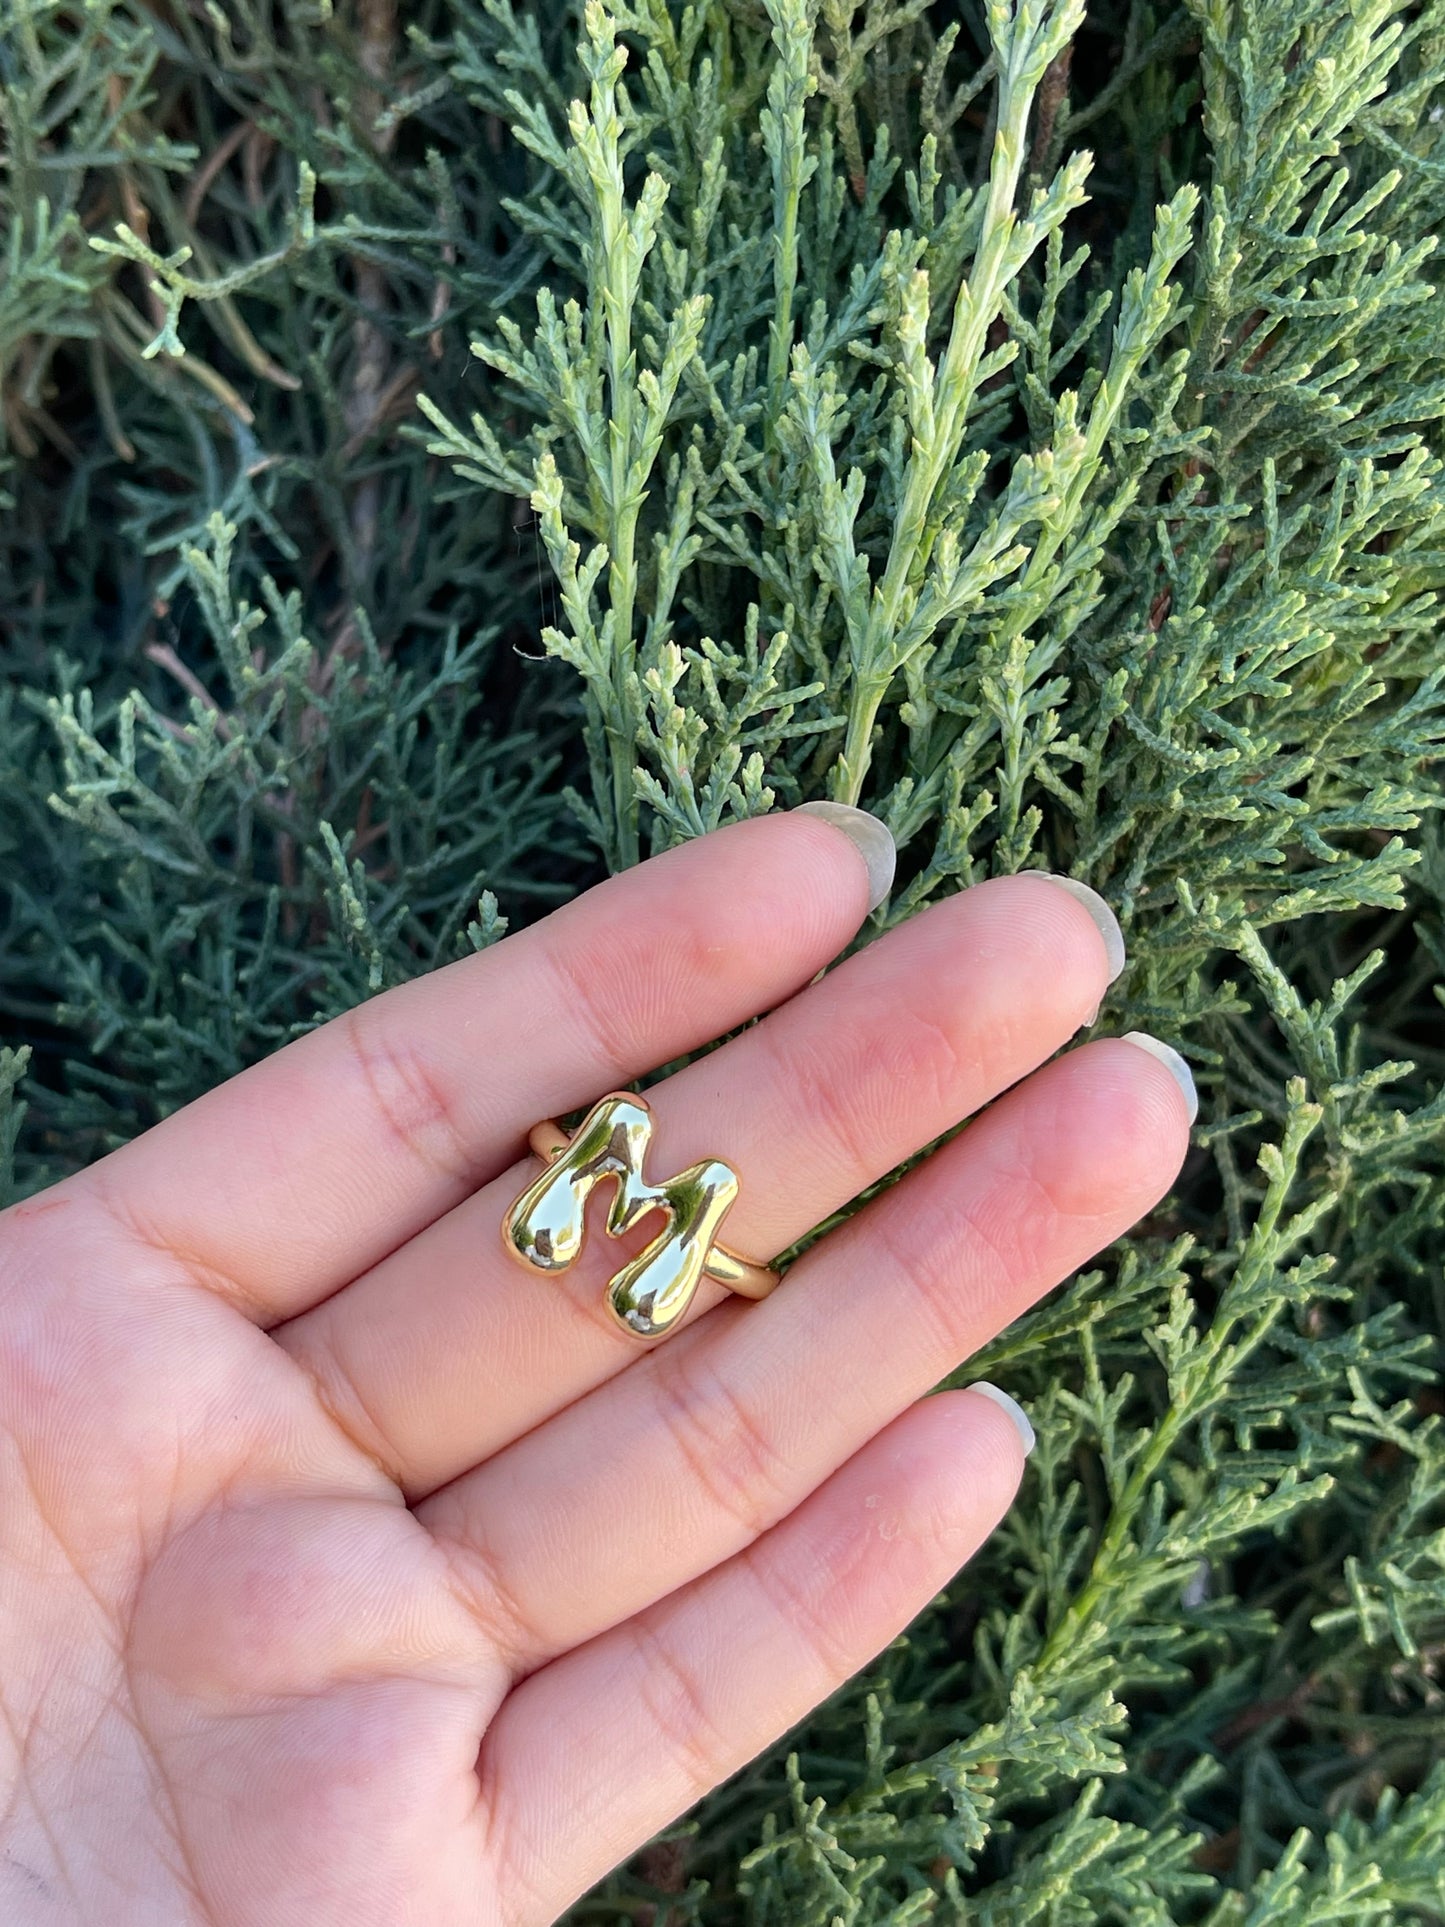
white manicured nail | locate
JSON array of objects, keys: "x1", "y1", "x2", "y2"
[
  {"x1": 966, "y1": 1381, "x2": 1036, "y2": 1456},
  {"x1": 1033, "y1": 874, "x2": 1127, "y2": 982},
  {"x1": 795, "y1": 802, "x2": 897, "y2": 911},
  {"x1": 1121, "y1": 1030, "x2": 1199, "y2": 1123}
]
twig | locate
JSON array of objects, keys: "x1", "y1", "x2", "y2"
[
  {"x1": 144, "y1": 643, "x2": 234, "y2": 739},
  {"x1": 183, "y1": 119, "x2": 251, "y2": 227},
  {"x1": 1030, "y1": 43, "x2": 1074, "y2": 173}
]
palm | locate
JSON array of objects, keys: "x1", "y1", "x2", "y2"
[
  {"x1": 2, "y1": 1262, "x2": 497, "y2": 1923},
  {"x1": 0, "y1": 815, "x2": 1190, "y2": 1925}
]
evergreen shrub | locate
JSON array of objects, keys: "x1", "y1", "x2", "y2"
[{"x1": 3, "y1": 0, "x2": 1444, "y2": 1917}]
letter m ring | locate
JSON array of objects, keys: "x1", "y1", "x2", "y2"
[{"x1": 502, "y1": 1093, "x2": 780, "y2": 1340}]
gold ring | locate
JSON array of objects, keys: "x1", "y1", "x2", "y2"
[{"x1": 501, "y1": 1092, "x2": 780, "y2": 1340}]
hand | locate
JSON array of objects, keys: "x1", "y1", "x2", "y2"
[{"x1": 0, "y1": 811, "x2": 1192, "y2": 1925}]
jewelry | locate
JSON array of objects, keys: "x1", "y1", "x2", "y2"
[{"x1": 502, "y1": 1092, "x2": 779, "y2": 1340}]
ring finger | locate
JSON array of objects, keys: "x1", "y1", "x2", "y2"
[{"x1": 275, "y1": 871, "x2": 1126, "y2": 1497}]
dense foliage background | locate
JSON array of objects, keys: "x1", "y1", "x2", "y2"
[{"x1": 3, "y1": 0, "x2": 1444, "y2": 1918}]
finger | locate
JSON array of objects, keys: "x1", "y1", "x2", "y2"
[
  {"x1": 422, "y1": 1034, "x2": 1191, "y2": 1668},
  {"x1": 278, "y1": 871, "x2": 1125, "y2": 1496},
  {"x1": 70, "y1": 811, "x2": 883, "y2": 1322},
  {"x1": 476, "y1": 1388, "x2": 1028, "y2": 1924}
]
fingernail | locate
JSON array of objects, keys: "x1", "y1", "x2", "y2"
[
  {"x1": 1120, "y1": 1030, "x2": 1199, "y2": 1124},
  {"x1": 965, "y1": 1381, "x2": 1036, "y2": 1456},
  {"x1": 1033, "y1": 874, "x2": 1127, "y2": 982},
  {"x1": 795, "y1": 802, "x2": 897, "y2": 912}
]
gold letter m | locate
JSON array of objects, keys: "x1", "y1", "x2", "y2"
[{"x1": 502, "y1": 1094, "x2": 741, "y2": 1339}]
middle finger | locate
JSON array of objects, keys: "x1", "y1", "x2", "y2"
[{"x1": 275, "y1": 873, "x2": 1123, "y2": 1497}]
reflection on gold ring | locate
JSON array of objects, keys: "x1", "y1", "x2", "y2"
[{"x1": 502, "y1": 1094, "x2": 780, "y2": 1340}]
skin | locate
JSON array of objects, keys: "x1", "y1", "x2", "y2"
[{"x1": 0, "y1": 813, "x2": 1190, "y2": 1924}]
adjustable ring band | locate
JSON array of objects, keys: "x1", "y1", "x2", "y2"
[{"x1": 502, "y1": 1092, "x2": 780, "y2": 1340}]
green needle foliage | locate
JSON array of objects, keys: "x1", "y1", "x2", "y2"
[{"x1": 3, "y1": 0, "x2": 1444, "y2": 1919}]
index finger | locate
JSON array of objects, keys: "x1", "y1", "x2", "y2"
[{"x1": 64, "y1": 810, "x2": 889, "y2": 1323}]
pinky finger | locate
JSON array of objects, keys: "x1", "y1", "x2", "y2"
[{"x1": 477, "y1": 1386, "x2": 1031, "y2": 1923}]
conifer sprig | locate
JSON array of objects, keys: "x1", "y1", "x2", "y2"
[{"x1": 4, "y1": 0, "x2": 1444, "y2": 1916}]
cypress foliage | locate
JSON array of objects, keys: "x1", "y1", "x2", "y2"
[{"x1": 3, "y1": 0, "x2": 1444, "y2": 1919}]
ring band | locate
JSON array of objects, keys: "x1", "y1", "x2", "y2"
[{"x1": 502, "y1": 1092, "x2": 780, "y2": 1340}]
